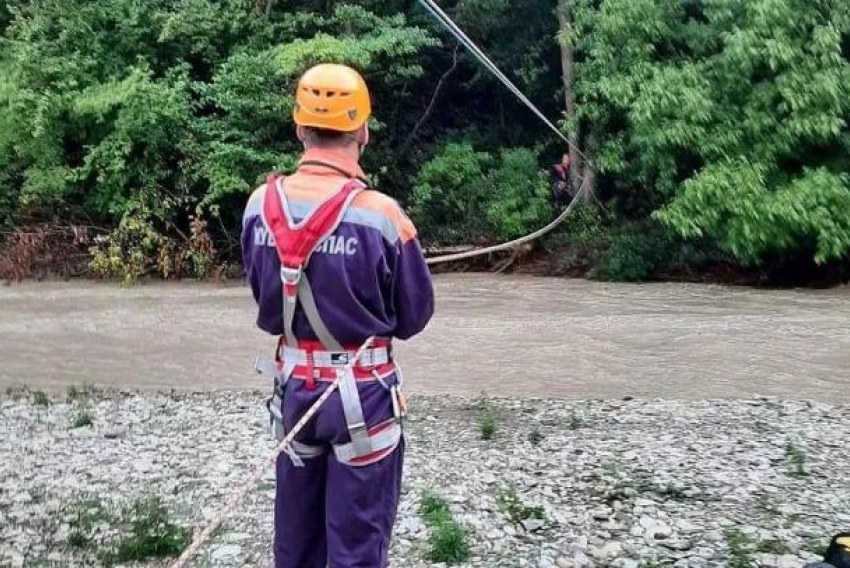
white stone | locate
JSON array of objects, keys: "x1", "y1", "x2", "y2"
[
  {"x1": 212, "y1": 545, "x2": 242, "y2": 561},
  {"x1": 522, "y1": 519, "x2": 545, "y2": 532},
  {"x1": 598, "y1": 542, "x2": 623, "y2": 558},
  {"x1": 777, "y1": 554, "x2": 805, "y2": 568}
]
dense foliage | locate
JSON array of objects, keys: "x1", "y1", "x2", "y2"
[
  {"x1": 570, "y1": 0, "x2": 850, "y2": 278},
  {"x1": 0, "y1": 0, "x2": 848, "y2": 282}
]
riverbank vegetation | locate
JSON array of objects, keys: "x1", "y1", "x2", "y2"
[{"x1": 0, "y1": 0, "x2": 848, "y2": 285}]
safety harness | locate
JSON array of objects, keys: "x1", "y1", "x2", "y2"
[{"x1": 254, "y1": 172, "x2": 404, "y2": 467}]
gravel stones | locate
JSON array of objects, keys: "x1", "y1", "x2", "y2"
[{"x1": 1, "y1": 392, "x2": 848, "y2": 567}]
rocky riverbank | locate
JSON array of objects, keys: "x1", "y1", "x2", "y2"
[{"x1": 1, "y1": 390, "x2": 848, "y2": 567}]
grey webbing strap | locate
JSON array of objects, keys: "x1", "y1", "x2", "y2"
[
  {"x1": 297, "y1": 274, "x2": 344, "y2": 351},
  {"x1": 287, "y1": 440, "x2": 328, "y2": 467},
  {"x1": 336, "y1": 366, "x2": 373, "y2": 456},
  {"x1": 291, "y1": 440, "x2": 328, "y2": 459},
  {"x1": 333, "y1": 421, "x2": 402, "y2": 465},
  {"x1": 282, "y1": 289, "x2": 297, "y2": 347},
  {"x1": 285, "y1": 262, "x2": 373, "y2": 458},
  {"x1": 254, "y1": 357, "x2": 279, "y2": 380},
  {"x1": 280, "y1": 346, "x2": 390, "y2": 368}
]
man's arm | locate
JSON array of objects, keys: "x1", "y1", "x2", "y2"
[
  {"x1": 241, "y1": 188, "x2": 264, "y2": 306},
  {"x1": 387, "y1": 209, "x2": 434, "y2": 340}
]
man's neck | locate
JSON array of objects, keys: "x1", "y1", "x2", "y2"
[{"x1": 299, "y1": 147, "x2": 365, "y2": 180}]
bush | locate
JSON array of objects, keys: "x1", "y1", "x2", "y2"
[
  {"x1": 67, "y1": 497, "x2": 110, "y2": 549},
  {"x1": 594, "y1": 221, "x2": 720, "y2": 282},
  {"x1": 70, "y1": 404, "x2": 94, "y2": 428},
  {"x1": 659, "y1": 162, "x2": 850, "y2": 266},
  {"x1": 419, "y1": 489, "x2": 452, "y2": 526},
  {"x1": 476, "y1": 396, "x2": 499, "y2": 441},
  {"x1": 497, "y1": 489, "x2": 545, "y2": 524},
  {"x1": 595, "y1": 224, "x2": 665, "y2": 282},
  {"x1": 411, "y1": 142, "x2": 494, "y2": 245},
  {"x1": 419, "y1": 489, "x2": 470, "y2": 565},
  {"x1": 89, "y1": 210, "x2": 166, "y2": 283},
  {"x1": 412, "y1": 143, "x2": 552, "y2": 246},
  {"x1": 0, "y1": 224, "x2": 91, "y2": 281},
  {"x1": 427, "y1": 520, "x2": 470, "y2": 564},
  {"x1": 485, "y1": 148, "x2": 552, "y2": 240},
  {"x1": 32, "y1": 390, "x2": 49, "y2": 406},
  {"x1": 105, "y1": 497, "x2": 190, "y2": 563},
  {"x1": 88, "y1": 206, "x2": 217, "y2": 282}
]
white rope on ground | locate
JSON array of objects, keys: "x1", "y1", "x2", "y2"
[
  {"x1": 169, "y1": 338, "x2": 377, "y2": 568},
  {"x1": 425, "y1": 188, "x2": 583, "y2": 264}
]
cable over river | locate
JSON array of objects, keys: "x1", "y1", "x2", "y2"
[{"x1": 1, "y1": 275, "x2": 848, "y2": 402}]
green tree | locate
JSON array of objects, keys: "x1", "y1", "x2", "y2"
[{"x1": 569, "y1": 0, "x2": 850, "y2": 267}]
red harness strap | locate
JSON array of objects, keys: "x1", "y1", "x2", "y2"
[
  {"x1": 262, "y1": 173, "x2": 363, "y2": 389},
  {"x1": 262, "y1": 173, "x2": 362, "y2": 300}
]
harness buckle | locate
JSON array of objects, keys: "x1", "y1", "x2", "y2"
[
  {"x1": 348, "y1": 421, "x2": 368, "y2": 436},
  {"x1": 280, "y1": 265, "x2": 303, "y2": 285}
]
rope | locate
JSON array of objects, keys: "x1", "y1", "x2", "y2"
[
  {"x1": 415, "y1": 0, "x2": 594, "y2": 265},
  {"x1": 415, "y1": 0, "x2": 595, "y2": 170},
  {"x1": 169, "y1": 338, "x2": 377, "y2": 568},
  {"x1": 425, "y1": 188, "x2": 583, "y2": 264}
]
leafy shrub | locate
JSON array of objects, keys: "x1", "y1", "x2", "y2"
[
  {"x1": 89, "y1": 206, "x2": 217, "y2": 282},
  {"x1": 412, "y1": 143, "x2": 552, "y2": 246},
  {"x1": 476, "y1": 396, "x2": 499, "y2": 441},
  {"x1": 32, "y1": 390, "x2": 49, "y2": 406},
  {"x1": 67, "y1": 497, "x2": 111, "y2": 549},
  {"x1": 419, "y1": 489, "x2": 470, "y2": 565},
  {"x1": 70, "y1": 404, "x2": 94, "y2": 428},
  {"x1": 427, "y1": 520, "x2": 470, "y2": 564},
  {"x1": 594, "y1": 220, "x2": 721, "y2": 282},
  {"x1": 412, "y1": 142, "x2": 493, "y2": 245},
  {"x1": 485, "y1": 148, "x2": 552, "y2": 240},
  {"x1": 89, "y1": 210, "x2": 165, "y2": 283},
  {"x1": 497, "y1": 489, "x2": 545, "y2": 524},
  {"x1": 595, "y1": 224, "x2": 666, "y2": 282},
  {"x1": 419, "y1": 489, "x2": 452, "y2": 526},
  {"x1": 658, "y1": 162, "x2": 850, "y2": 265},
  {"x1": 0, "y1": 224, "x2": 91, "y2": 281},
  {"x1": 105, "y1": 497, "x2": 190, "y2": 563}
]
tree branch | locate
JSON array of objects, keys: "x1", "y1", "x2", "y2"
[{"x1": 402, "y1": 45, "x2": 460, "y2": 153}]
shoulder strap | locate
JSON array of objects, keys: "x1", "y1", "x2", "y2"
[
  {"x1": 261, "y1": 174, "x2": 364, "y2": 349},
  {"x1": 262, "y1": 174, "x2": 362, "y2": 270}
]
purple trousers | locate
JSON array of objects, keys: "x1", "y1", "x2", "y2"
[{"x1": 274, "y1": 375, "x2": 403, "y2": 568}]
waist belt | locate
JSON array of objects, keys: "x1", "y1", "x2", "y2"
[
  {"x1": 276, "y1": 340, "x2": 394, "y2": 383},
  {"x1": 279, "y1": 345, "x2": 391, "y2": 368}
]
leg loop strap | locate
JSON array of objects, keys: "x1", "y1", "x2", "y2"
[
  {"x1": 333, "y1": 420, "x2": 402, "y2": 467},
  {"x1": 337, "y1": 367, "x2": 373, "y2": 457}
]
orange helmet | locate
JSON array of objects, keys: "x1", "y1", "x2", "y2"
[{"x1": 293, "y1": 64, "x2": 372, "y2": 132}]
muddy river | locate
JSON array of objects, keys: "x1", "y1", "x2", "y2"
[{"x1": 1, "y1": 275, "x2": 848, "y2": 402}]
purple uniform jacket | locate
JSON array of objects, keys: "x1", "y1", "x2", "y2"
[{"x1": 241, "y1": 149, "x2": 435, "y2": 345}]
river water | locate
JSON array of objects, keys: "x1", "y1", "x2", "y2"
[{"x1": 1, "y1": 275, "x2": 848, "y2": 401}]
